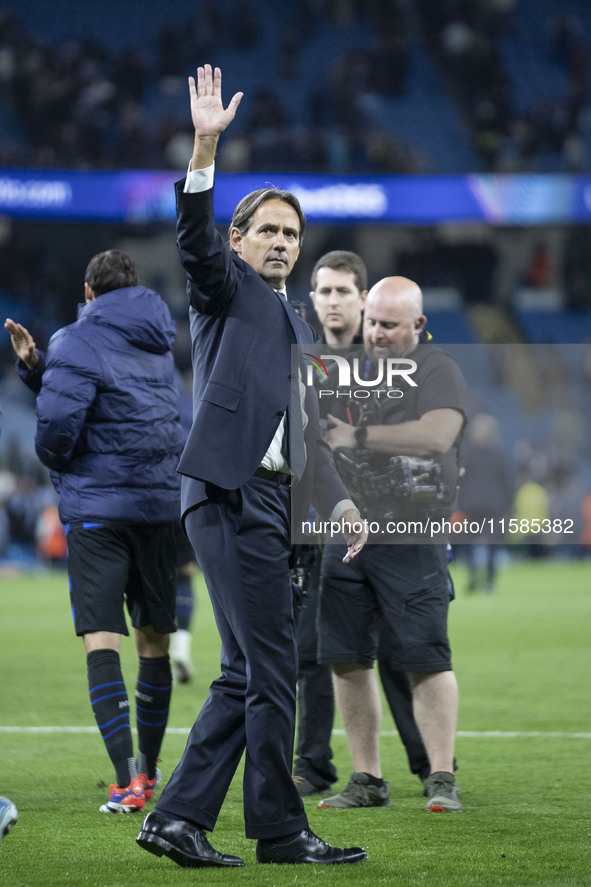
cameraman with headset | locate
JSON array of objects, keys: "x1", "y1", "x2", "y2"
[
  {"x1": 316, "y1": 275, "x2": 467, "y2": 813},
  {"x1": 293, "y1": 252, "x2": 431, "y2": 799}
]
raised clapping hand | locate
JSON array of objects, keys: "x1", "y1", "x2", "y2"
[
  {"x1": 189, "y1": 64, "x2": 243, "y2": 140},
  {"x1": 4, "y1": 318, "x2": 38, "y2": 369}
]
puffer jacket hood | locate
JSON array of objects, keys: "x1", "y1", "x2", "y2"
[{"x1": 78, "y1": 286, "x2": 177, "y2": 355}]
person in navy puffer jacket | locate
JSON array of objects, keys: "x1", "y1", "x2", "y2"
[{"x1": 5, "y1": 249, "x2": 183, "y2": 814}]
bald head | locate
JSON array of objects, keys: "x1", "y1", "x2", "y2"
[
  {"x1": 363, "y1": 276, "x2": 426, "y2": 360},
  {"x1": 367, "y1": 276, "x2": 423, "y2": 315}
]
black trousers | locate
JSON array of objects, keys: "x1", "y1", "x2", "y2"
[
  {"x1": 155, "y1": 478, "x2": 308, "y2": 840},
  {"x1": 377, "y1": 654, "x2": 430, "y2": 780}
]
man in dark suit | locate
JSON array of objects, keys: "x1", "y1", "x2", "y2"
[{"x1": 136, "y1": 65, "x2": 367, "y2": 868}]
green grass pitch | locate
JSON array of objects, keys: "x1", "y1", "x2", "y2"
[{"x1": 0, "y1": 555, "x2": 589, "y2": 886}]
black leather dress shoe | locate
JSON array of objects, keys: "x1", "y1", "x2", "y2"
[
  {"x1": 136, "y1": 810, "x2": 244, "y2": 868},
  {"x1": 256, "y1": 828, "x2": 367, "y2": 864}
]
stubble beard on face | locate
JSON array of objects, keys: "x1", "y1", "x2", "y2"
[
  {"x1": 325, "y1": 315, "x2": 344, "y2": 332},
  {"x1": 262, "y1": 255, "x2": 290, "y2": 291},
  {"x1": 364, "y1": 341, "x2": 415, "y2": 365},
  {"x1": 262, "y1": 271, "x2": 286, "y2": 290}
]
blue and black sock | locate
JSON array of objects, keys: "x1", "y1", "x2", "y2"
[
  {"x1": 87, "y1": 648, "x2": 135, "y2": 788},
  {"x1": 135, "y1": 655, "x2": 172, "y2": 780}
]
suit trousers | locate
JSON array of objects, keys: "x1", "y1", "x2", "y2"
[{"x1": 155, "y1": 476, "x2": 308, "y2": 840}]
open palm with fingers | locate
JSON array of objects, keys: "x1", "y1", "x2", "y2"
[
  {"x1": 4, "y1": 318, "x2": 38, "y2": 369},
  {"x1": 189, "y1": 64, "x2": 243, "y2": 138}
]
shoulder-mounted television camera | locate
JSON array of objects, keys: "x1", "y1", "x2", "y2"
[{"x1": 334, "y1": 450, "x2": 452, "y2": 512}]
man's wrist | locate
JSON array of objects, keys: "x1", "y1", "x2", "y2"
[
  {"x1": 354, "y1": 425, "x2": 368, "y2": 448},
  {"x1": 190, "y1": 134, "x2": 219, "y2": 170},
  {"x1": 19, "y1": 352, "x2": 39, "y2": 371},
  {"x1": 329, "y1": 499, "x2": 358, "y2": 524}
]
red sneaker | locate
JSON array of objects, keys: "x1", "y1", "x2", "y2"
[{"x1": 100, "y1": 776, "x2": 145, "y2": 813}]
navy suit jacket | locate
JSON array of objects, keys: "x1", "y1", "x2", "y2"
[{"x1": 175, "y1": 181, "x2": 350, "y2": 526}]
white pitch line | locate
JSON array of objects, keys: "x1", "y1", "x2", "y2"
[
  {"x1": 374, "y1": 730, "x2": 591, "y2": 739},
  {"x1": 1, "y1": 726, "x2": 590, "y2": 739}
]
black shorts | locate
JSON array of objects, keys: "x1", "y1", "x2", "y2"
[
  {"x1": 66, "y1": 522, "x2": 177, "y2": 637},
  {"x1": 317, "y1": 542, "x2": 452, "y2": 673}
]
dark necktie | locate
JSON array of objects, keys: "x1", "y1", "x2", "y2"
[
  {"x1": 288, "y1": 370, "x2": 306, "y2": 480},
  {"x1": 276, "y1": 289, "x2": 306, "y2": 479}
]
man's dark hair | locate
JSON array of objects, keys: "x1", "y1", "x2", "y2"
[
  {"x1": 228, "y1": 188, "x2": 306, "y2": 244},
  {"x1": 310, "y1": 250, "x2": 368, "y2": 293},
  {"x1": 84, "y1": 249, "x2": 139, "y2": 296}
]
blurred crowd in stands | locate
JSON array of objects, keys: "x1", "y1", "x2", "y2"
[
  {"x1": 0, "y1": 0, "x2": 589, "y2": 174},
  {"x1": 0, "y1": 438, "x2": 64, "y2": 570},
  {"x1": 419, "y1": 0, "x2": 589, "y2": 172}
]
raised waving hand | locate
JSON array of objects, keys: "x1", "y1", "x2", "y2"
[{"x1": 188, "y1": 65, "x2": 243, "y2": 169}]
